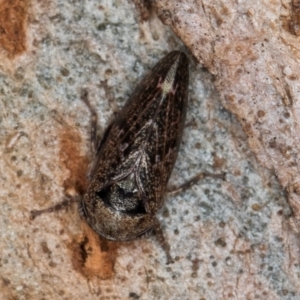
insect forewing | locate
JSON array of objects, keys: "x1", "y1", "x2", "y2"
[{"x1": 82, "y1": 51, "x2": 189, "y2": 241}]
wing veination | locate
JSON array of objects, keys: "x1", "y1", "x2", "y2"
[{"x1": 91, "y1": 52, "x2": 189, "y2": 214}]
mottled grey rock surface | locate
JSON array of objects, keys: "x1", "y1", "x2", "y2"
[{"x1": 0, "y1": 1, "x2": 299, "y2": 299}]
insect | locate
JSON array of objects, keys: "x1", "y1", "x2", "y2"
[
  {"x1": 32, "y1": 51, "x2": 204, "y2": 263},
  {"x1": 80, "y1": 51, "x2": 189, "y2": 263}
]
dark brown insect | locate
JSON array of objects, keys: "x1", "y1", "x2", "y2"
[
  {"x1": 80, "y1": 51, "x2": 189, "y2": 263},
  {"x1": 32, "y1": 51, "x2": 190, "y2": 263}
]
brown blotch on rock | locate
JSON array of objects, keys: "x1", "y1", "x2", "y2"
[
  {"x1": 70, "y1": 222, "x2": 118, "y2": 280},
  {"x1": 58, "y1": 128, "x2": 90, "y2": 196},
  {"x1": 0, "y1": 0, "x2": 28, "y2": 56}
]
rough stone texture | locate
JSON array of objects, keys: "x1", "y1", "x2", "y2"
[
  {"x1": 0, "y1": 0, "x2": 299, "y2": 299},
  {"x1": 152, "y1": 0, "x2": 300, "y2": 232}
]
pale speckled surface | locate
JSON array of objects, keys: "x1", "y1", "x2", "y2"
[
  {"x1": 152, "y1": 0, "x2": 300, "y2": 244},
  {"x1": 0, "y1": 1, "x2": 298, "y2": 299}
]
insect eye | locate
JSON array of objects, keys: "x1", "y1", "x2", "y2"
[{"x1": 95, "y1": 186, "x2": 110, "y2": 204}]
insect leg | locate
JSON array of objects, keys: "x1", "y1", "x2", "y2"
[
  {"x1": 153, "y1": 218, "x2": 174, "y2": 264},
  {"x1": 167, "y1": 172, "x2": 226, "y2": 197},
  {"x1": 80, "y1": 89, "x2": 98, "y2": 156},
  {"x1": 30, "y1": 196, "x2": 79, "y2": 220}
]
